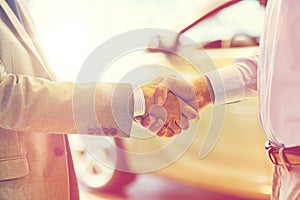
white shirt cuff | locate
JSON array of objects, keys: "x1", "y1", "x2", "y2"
[
  {"x1": 205, "y1": 65, "x2": 246, "y2": 105},
  {"x1": 133, "y1": 88, "x2": 146, "y2": 116}
]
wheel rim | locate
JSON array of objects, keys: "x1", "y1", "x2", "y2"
[{"x1": 69, "y1": 135, "x2": 117, "y2": 189}]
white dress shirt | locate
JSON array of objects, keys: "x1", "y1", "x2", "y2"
[{"x1": 206, "y1": 0, "x2": 300, "y2": 147}]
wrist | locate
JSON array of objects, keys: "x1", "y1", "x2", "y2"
[{"x1": 192, "y1": 75, "x2": 213, "y2": 110}]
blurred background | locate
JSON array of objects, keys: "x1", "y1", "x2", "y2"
[
  {"x1": 26, "y1": 0, "x2": 271, "y2": 199},
  {"x1": 27, "y1": 0, "x2": 265, "y2": 82}
]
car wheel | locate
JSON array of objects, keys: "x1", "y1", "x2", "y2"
[{"x1": 69, "y1": 135, "x2": 136, "y2": 192}]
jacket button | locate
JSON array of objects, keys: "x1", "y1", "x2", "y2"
[{"x1": 54, "y1": 148, "x2": 64, "y2": 157}]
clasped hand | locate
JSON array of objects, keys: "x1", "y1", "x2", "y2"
[{"x1": 135, "y1": 76, "x2": 212, "y2": 137}]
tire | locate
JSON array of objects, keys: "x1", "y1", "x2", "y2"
[{"x1": 69, "y1": 135, "x2": 136, "y2": 192}]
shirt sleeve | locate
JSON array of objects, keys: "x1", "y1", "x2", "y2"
[
  {"x1": 205, "y1": 49, "x2": 259, "y2": 105},
  {"x1": 133, "y1": 88, "x2": 146, "y2": 116}
]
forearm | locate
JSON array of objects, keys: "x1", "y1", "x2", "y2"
[
  {"x1": 204, "y1": 49, "x2": 259, "y2": 105},
  {"x1": 0, "y1": 74, "x2": 134, "y2": 136},
  {"x1": 0, "y1": 74, "x2": 74, "y2": 133}
]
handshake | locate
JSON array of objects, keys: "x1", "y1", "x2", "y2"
[{"x1": 134, "y1": 75, "x2": 213, "y2": 137}]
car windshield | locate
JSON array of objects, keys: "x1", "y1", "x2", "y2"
[{"x1": 180, "y1": 0, "x2": 266, "y2": 48}]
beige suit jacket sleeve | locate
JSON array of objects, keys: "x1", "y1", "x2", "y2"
[{"x1": 0, "y1": 62, "x2": 134, "y2": 137}]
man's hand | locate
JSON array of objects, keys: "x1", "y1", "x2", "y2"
[
  {"x1": 154, "y1": 76, "x2": 213, "y2": 112},
  {"x1": 135, "y1": 79, "x2": 198, "y2": 137}
]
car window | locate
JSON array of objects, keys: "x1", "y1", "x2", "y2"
[{"x1": 180, "y1": 0, "x2": 266, "y2": 48}]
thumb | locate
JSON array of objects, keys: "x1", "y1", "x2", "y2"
[{"x1": 154, "y1": 86, "x2": 168, "y2": 106}]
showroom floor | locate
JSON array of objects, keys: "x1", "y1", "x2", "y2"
[{"x1": 79, "y1": 174, "x2": 255, "y2": 200}]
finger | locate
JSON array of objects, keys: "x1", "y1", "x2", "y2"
[
  {"x1": 168, "y1": 120, "x2": 181, "y2": 135},
  {"x1": 187, "y1": 99, "x2": 200, "y2": 111},
  {"x1": 186, "y1": 93, "x2": 205, "y2": 111},
  {"x1": 177, "y1": 115, "x2": 189, "y2": 130},
  {"x1": 179, "y1": 98, "x2": 199, "y2": 120},
  {"x1": 149, "y1": 118, "x2": 165, "y2": 133},
  {"x1": 165, "y1": 128, "x2": 176, "y2": 137},
  {"x1": 141, "y1": 115, "x2": 156, "y2": 128},
  {"x1": 149, "y1": 104, "x2": 166, "y2": 122},
  {"x1": 157, "y1": 126, "x2": 168, "y2": 137},
  {"x1": 154, "y1": 86, "x2": 168, "y2": 106},
  {"x1": 164, "y1": 77, "x2": 195, "y2": 100}
]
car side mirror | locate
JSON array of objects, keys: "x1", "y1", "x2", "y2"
[{"x1": 230, "y1": 34, "x2": 259, "y2": 48}]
